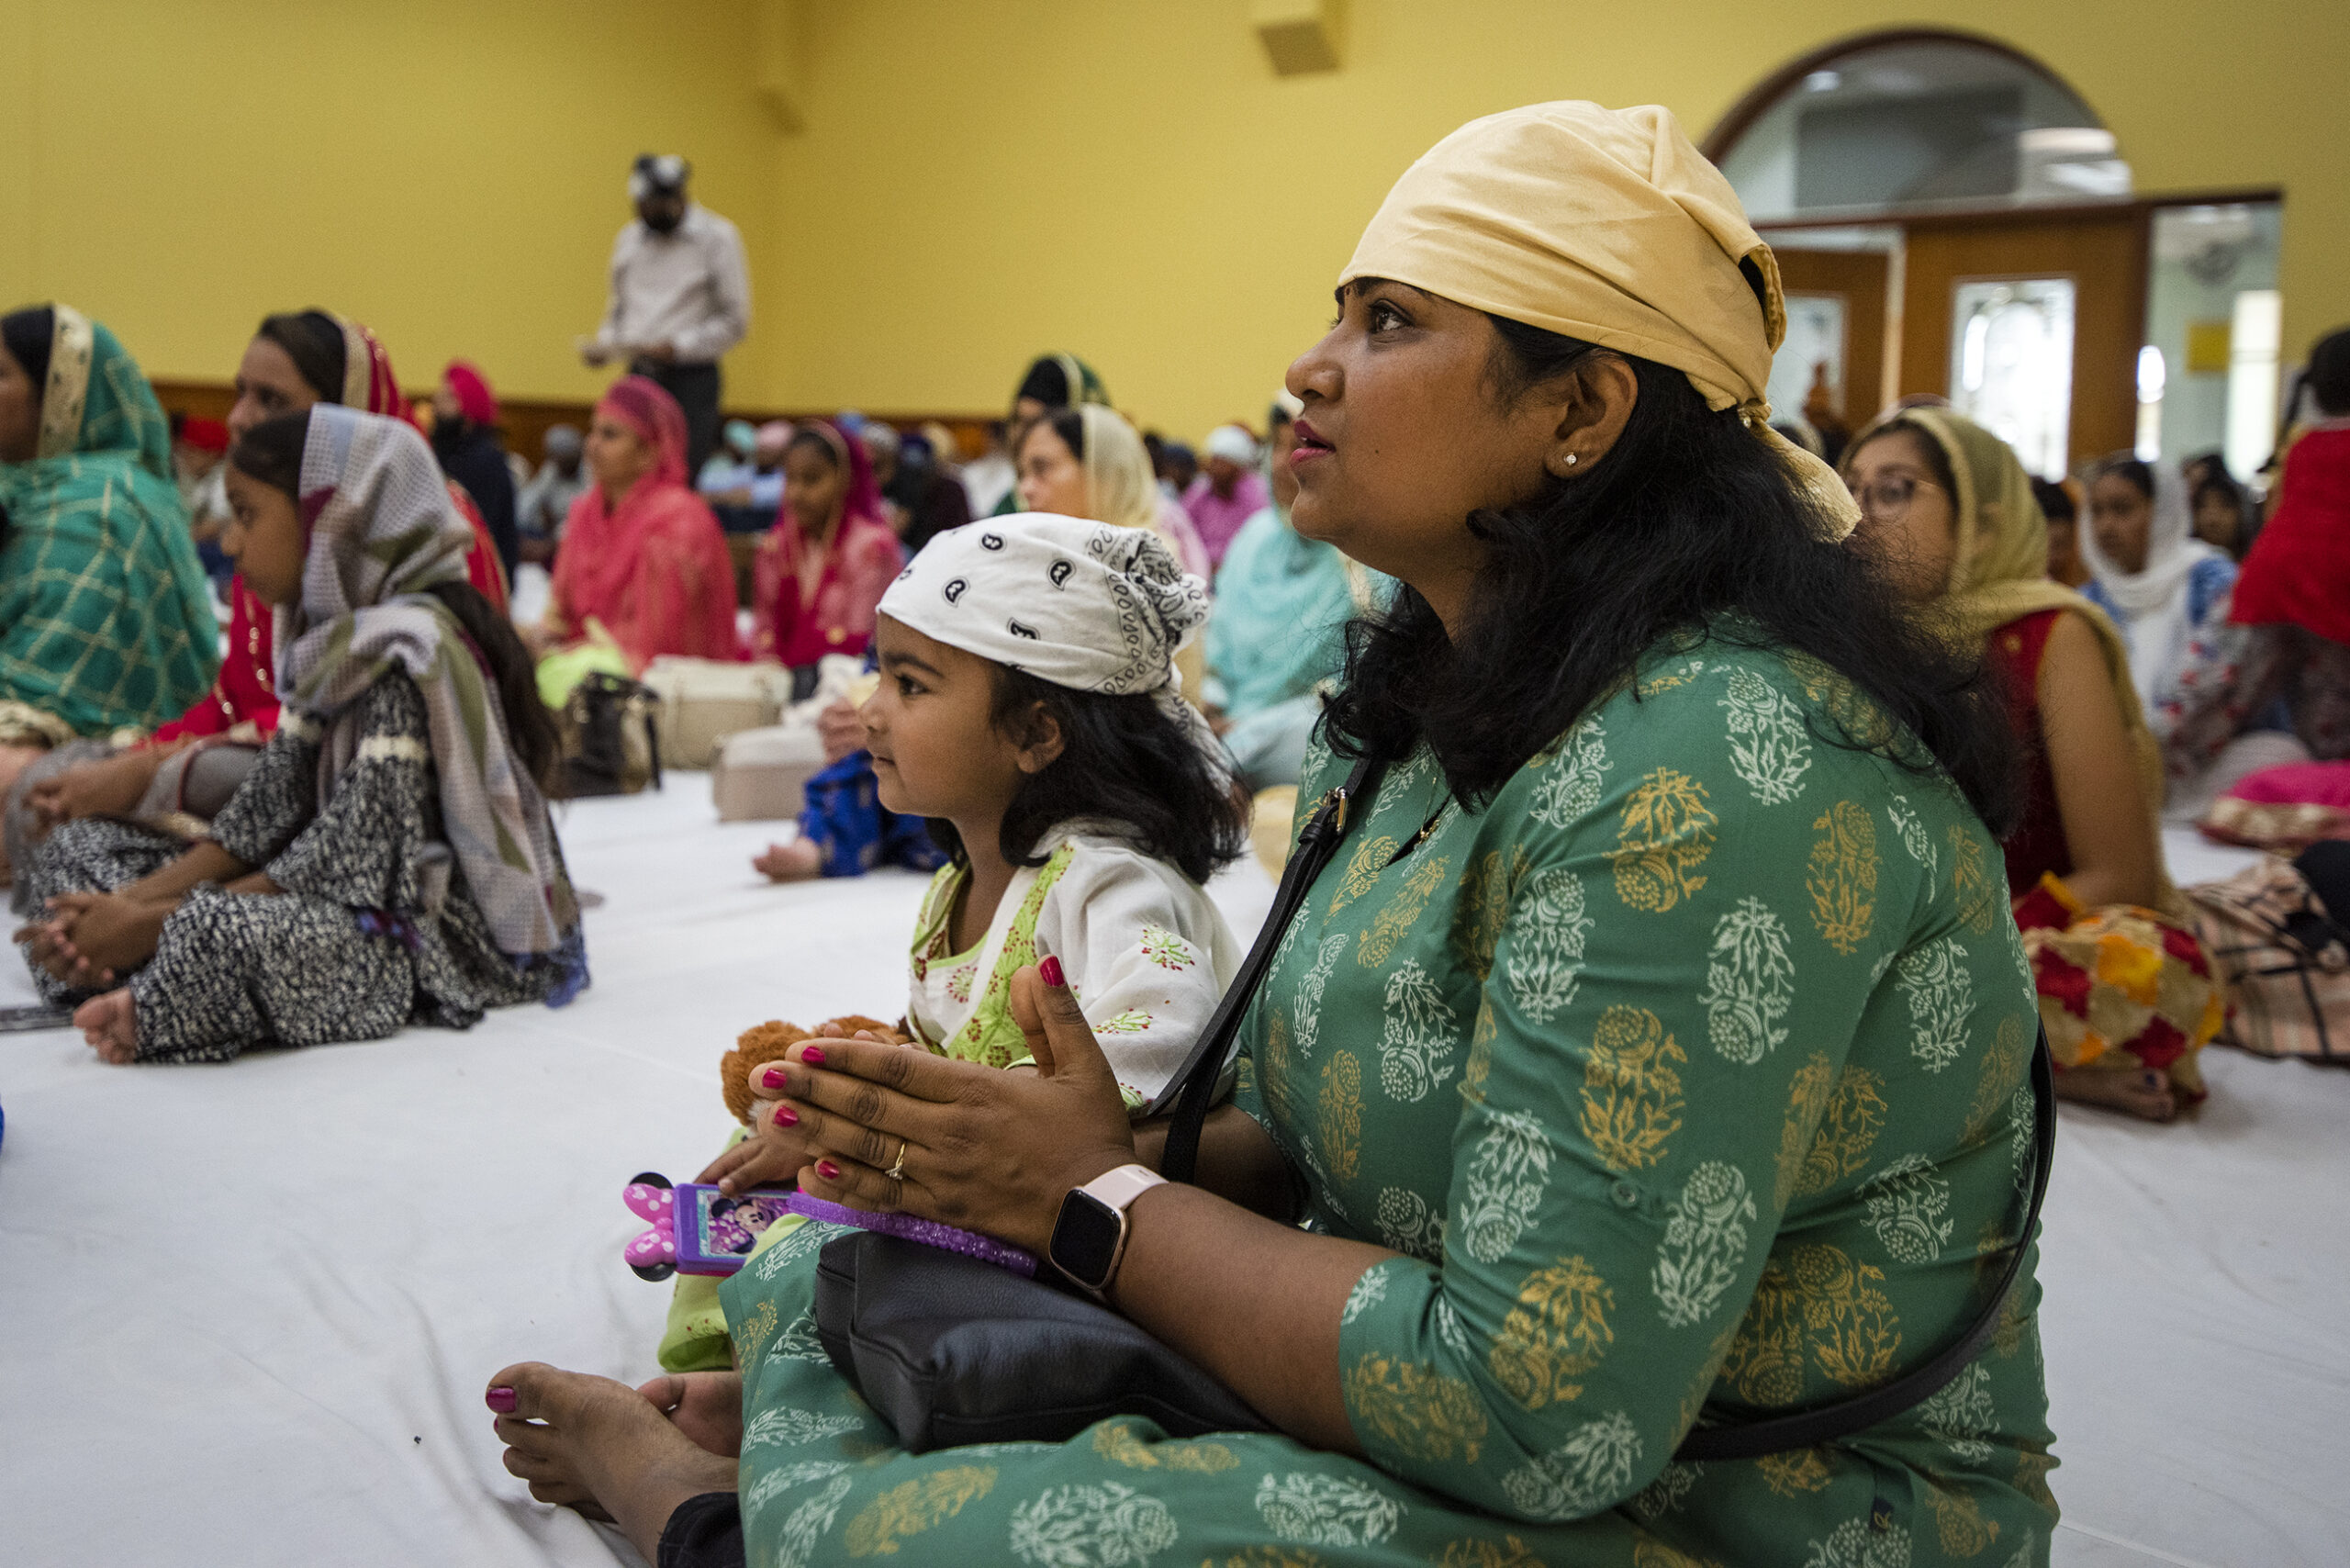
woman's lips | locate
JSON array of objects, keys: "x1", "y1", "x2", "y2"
[{"x1": 1291, "y1": 417, "x2": 1333, "y2": 465}]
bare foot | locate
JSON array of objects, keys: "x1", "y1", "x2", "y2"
[
  {"x1": 73, "y1": 989, "x2": 137, "y2": 1064},
  {"x1": 637, "y1": 1372, "x2": 745, "y2": 1458},
  {"x1": 2053, "y1": 1064, "x2": 2177, "y2": 1123},
  {"x1": 487, "y1": 1361, "x2": 739, "y2": 1561},
  {"x1": 753, "y1": 838, "x2": 822, "y2": 883}
]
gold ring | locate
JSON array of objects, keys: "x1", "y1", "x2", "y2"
[{"x1": 886, "y1": 1140, "x2": 908, "y2": 1182}]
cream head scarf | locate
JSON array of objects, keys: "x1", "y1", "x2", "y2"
[
  {"x1": 1074, "y1": 404, "x2": 1162, "y2": 534},
  {"x1": 2077, "y1": 454, "x2": 2222, "y2": 707},
  {"x1": 878, "y1": 513, "x2": 1216, "y2": 749},
  {"x1": 1849, "y1": 405, "x2": 2178, "y2": 907},
  {"x1": 1340, "y1": 100, "x2": 1859, "y2": 539}
]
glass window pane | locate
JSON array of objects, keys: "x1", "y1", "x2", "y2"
[{"x1": 1948, "y1": 278, "x2": 2076, "y2": 479}]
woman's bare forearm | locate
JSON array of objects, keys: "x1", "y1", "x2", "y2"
[
  {"x1": 1129, "y1": 1105, "x2": 1299, "y2": 1219},
  {"x1": 122, "y1": 841, "x2": 254, "y2": 904},
  {"x1": 1103, "y1": 1184, "x2": 1389, "y2": 1453}
]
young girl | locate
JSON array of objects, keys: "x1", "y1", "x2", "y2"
[
  {"x1": 747, "y1": 419, "x2": 904, "y2": 674},
  {"x1": 662, "y1": 513, "x2": 1248, "y2": 1368},
  {"x1": 16, "y1": 407, "x2": 588, "y2": 1062},
  {"x1": 2079, "y1": 454, "x2": 2238, "y2": 707},
  {"x1": 1846, "y1": 407, "x2": 2221, "y2": 1120}
]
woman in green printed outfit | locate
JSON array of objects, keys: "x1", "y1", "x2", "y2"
[{"x1": 490, "y1": 103, "x2": 2053, "y2": 1568}]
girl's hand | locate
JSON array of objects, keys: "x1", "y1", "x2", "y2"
[
  {"x1": 769, "y1": 958, "x2": 1136, "y2": 1252},
  {"x1": 696, "y1": 1082, "x2": 819, "y2": 1196}
]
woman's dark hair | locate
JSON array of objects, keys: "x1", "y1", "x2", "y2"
[
  {"x1": 1324, "y1": 319, "x2": 2020, "y2": 834},
  {"x1": 2093, "y1": 455, "x2": 2155, "y2": 499},
  {"x1": 929, "y1": 667, "x2": 1248, "y2": 885},
  {"x1": 229, "y1": 409, "x2": 561, "y2": 791},
  {"x1": 2190, "y1": 465, "x2": 2244, "y2": 510},
  {"x1": 2, "y1": 306, "x2": 56, "y2": 394},
  {"x1": 784, "y1": 428, "x2": 842, "y2": 469},
  {"x1": 2029, "y1": 477, "x2": 2076, "y2": 527},
  {"x1": 2307, "y1": 328, "x2": 2350, "y2": 419},
  {"x1": 255, "y1": 310, "x2": 347, "y2": 403},
  {"x1": 1039, "y1": 407, "x2": 1087, "y2": 462},
  {"x1": 1848, "y1": 416, "x2": 1959, "y2": 498}
]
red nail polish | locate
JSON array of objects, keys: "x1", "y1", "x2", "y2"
[
  {"x1": 800, "y1": 1045, "x2": 826, "y2": 1066},
  {"x1": 1039, "y1": 955, "x2": 1066, "y2": 989},
  {"x1": 486, "y1": 1386, "x2": 518, "y2": 1414},
  {"x1": 815, "y1": 1159, "x2": 841, "y2": 1181},
  {"x1": 772, "y1": 1103, "x2": 799, "y2": 1127},
  {"x1": 759, "y1": 1064, "x2": 787, "y2": 1091}
]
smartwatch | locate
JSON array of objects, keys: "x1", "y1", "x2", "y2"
[{"x1": 1047, "y1": 1163, "x2": 1167, "y2": 1295}]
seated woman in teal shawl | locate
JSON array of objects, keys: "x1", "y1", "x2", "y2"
[
  {"x1": 0, "y1": 305, "x2": 218, "y2": 870},
  {"x1": 1207, "y1": 395, "x2": 1390, "y2": 790}
]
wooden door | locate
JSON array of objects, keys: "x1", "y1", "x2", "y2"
[
  {"x1": 1774, "y1": 249, "x2": 1891, "y2": 425},
  {"x1": 1899, "y1": 209, "x2": 2150, "y2": 468}
]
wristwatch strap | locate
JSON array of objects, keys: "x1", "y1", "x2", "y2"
[{"x1": 1078, "y1": 1163, "x2": 1167, "y2": 1214}]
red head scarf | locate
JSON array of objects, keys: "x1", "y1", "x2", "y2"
[
  {"x1": 551, "y1": 375, "x2": 739, "y2": 668},
  {"x1": 750, "y1": 418, "x2": 905, "y2": 666},
  {"x1": 442, "y1": 360, "x2": 499, "y2": 427}
]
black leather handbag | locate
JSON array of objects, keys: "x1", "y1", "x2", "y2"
[{"x1": 810, "y1": 752, "x2": 2055, "y2": 1462}]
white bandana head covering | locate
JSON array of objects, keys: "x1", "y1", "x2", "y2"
[
  {"x1": 1203, "y1": 424, "x2": 1259, "y2": 466},
  {"x1": 1340, "y1": 100, "x2": 1860, "y2": 540},
  {"x1": 279, "y1": 407, "x2": 582, "y2": 971},
  {"x1": 878, "y1": 513, "x2": 1215, "y2": 745}
]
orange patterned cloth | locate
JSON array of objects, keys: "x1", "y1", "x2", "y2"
[{"x1": 2013, "y1": 871, "x2": 2221, "y2": 1099}]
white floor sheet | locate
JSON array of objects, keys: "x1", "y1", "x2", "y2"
[{"x1": 0, "y1": 790, "x2": 2338, "y2": 1567}]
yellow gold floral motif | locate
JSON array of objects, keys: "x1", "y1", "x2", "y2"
[
  {"x1": 1327, "y1": 834, "x2": 1400, "y2": 918},
  {"x1": 1774, "y1": 1052, "x2": 1837, "y2": 1208},
  {"x1": 2015, "y1": 1448, "x2": 2057, "y2": 1510},
  {"x1": 733, "y1": 1299, "x2": 778, "y2": 1361},
  {"x1": 1580, "y1": 1005, "x2": 1687, "y2": 1172},
  {"x1": 1805, "y1": 801, "x2": 1880, "y2": 955},
  {"x1": 1720, "y1": 1260, "x2": 1807, "y2": 1405},
  {"x1": 1345, "y1": 1353, "x2": 1488, "y2": 1463},
  {"x1": 1609, "y1": 767, "x2": 1717, "y2": 913},
  {"x1": 1091, "y1": 1422, "x2": 1238, "y2": 1473},
  {"x1": 1794, "y1": 1065, "x2": 1889, "y2": 1198},
  {"x1": 1359, "y1": 854, "x2": 1452, "y2": 968},
  {"x1": 1260, "y1": 1012, "x2": 1295, "y2": 1126},
  {"x1": 1950, "y1": 824, "x2": 1999, "y2": 935},
  {"x1": 1462, "y1": 996, "x2": 1496, "y2": 1104},
  {"x1": 1795, "y1": 1243, "x2": 1904, "y2": 1388},
  {"x1": 1632, "y1": 1542, "x2": 1726, "y2": 1568},
  {"x1": 1487, "y1": 1255, "x2": 1615, "y2": 1410},
  {"x1": 1453, "y1": 846, "x2": 1529, "y2": 980},
  {"x1": 1318, "y1": 1051, "x2": 1363, "y2": 1182},
  {"x1": 1207, "y1": 1550, "x2": 1328, "y2": 1568},
  {"x1": 1437, "y1": 1535, "x2": 1546, "y2": 1568},
  {"x1": 1963, "y1": 1015, "x2": 2027, "y2": 1144},
  {"x1": 1927, "y1": 1480, "x2": 2000, "y2": 1558},
  {"x1": 842, "y1": 1465, "x2": 997, "y2": 1556},
  {"x1": 1782, "y1": 649, "x2": 1896, "y2": 748},
  {"x1": 1753, "y1": 1447, "x2": 1835, "y2": 1497}
]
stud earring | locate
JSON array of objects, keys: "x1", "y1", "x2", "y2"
[{"x1": 1564, "y1": 453, "x2": 1579, "y2": 467}]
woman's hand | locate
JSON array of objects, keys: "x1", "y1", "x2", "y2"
[
  {"x1": 771, "y1": 958, "x2": 1137, "y2": 1252},
  {"x1": 26, "y1": 747, "x2": 168, "y2": 833}
]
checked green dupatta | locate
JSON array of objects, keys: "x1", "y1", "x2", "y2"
[
  {"x1": 282, "y1": 407, "x2": 581, "y2": 973},
  {"x1": 0, "y1": 305, "x2": 217, "y2": 738}
]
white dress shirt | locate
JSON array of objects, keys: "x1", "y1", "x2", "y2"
[{"x1": 595, "y1": 204, "x2": 752, "y2": 366}]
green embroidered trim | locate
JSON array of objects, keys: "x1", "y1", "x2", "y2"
[{"x1": 943, "y1": 843, "x2": 1075, "y2": 1069}]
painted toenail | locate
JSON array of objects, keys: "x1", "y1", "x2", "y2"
[{"x1": 486, "y1": 1386, "x2": 518, "y2": 1413}]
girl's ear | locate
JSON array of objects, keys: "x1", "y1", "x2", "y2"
[{"x1": 1013, "y1": 702, "x2": 1065, "y2": 775}]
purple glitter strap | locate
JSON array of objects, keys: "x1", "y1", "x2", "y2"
[{"x1": 783, "y1": 1193, "x2": 1038, "y2": 1277}]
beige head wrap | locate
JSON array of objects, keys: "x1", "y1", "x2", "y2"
[
  {"x1": 1340, "y1": 101, "x2": 1859, "y2": 539},
  {"x1": 1848, "y1": 406, "x2": 2179, "y2": 910}
]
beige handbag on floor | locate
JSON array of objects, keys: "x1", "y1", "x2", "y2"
[
  {"x1": 710, "y1": 658, "x2": 876, "y2": 822},
  {"x1": 637, "y1": 658, "x2": 796, "y2": 769}
]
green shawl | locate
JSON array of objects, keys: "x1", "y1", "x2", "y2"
[{"x1": 0, "y1": 305, "x2": 218, "y2": 739}]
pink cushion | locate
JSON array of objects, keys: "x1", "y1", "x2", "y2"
[{"x1": 2226, "y1": 760, "x2": 2350, "y2": 808}]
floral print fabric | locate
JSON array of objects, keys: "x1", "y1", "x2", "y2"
[{"x1": 719, "y1": 635, "x2": 2055, "y2": 1567}]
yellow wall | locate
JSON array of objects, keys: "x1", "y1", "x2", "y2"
[
  {"x1": 772, "y1": 0, "x2": 2350, "y2": 439},
  {"x1": 6, "y1": 0, "x2": 2344, "y2": 441},
  {"x1": 0, "y1": 0, "x2": 777, "y2": 405}
]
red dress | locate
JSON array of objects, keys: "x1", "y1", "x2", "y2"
[
  {"x1": 750, "y1": 513, "x2": 904, "y2": 668},
  {"x1": 1984, "y1": 608, "x2": 2071, "y2": 895}
]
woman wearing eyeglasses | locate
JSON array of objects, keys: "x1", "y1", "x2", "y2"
[{"x1": 1846, "y1": 409, "x2": 2221, "y2": 1123}]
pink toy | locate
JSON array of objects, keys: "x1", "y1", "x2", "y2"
[{"x1": 622, "y1": 1171, "x2": 798, "y2": 1281}]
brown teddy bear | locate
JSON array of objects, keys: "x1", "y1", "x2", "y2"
[{"x1": 719, "y1": 1015, "x2": 907, "y2": 1125}]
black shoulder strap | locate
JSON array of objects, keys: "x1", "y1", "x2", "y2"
[
  {"x1": 1155, "y1": 755, "x2": 1384, "y2": 1184},
  {"x1": 1674, "y1": 1028, "x2": 2056, "y2": 1462}
]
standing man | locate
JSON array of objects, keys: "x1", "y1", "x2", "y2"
[{"x1": 581, "y1": 152, "x2": 750, "y2": 476}]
